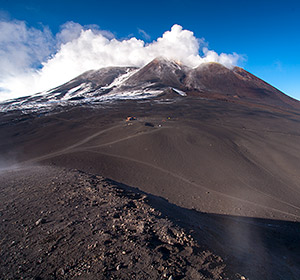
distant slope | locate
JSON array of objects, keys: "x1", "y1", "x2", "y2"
[{"x1": 185, "y1": 62, "x2": 300, "y2": 109}]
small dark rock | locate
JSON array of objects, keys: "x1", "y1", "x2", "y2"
[{"x1": 145, "y1": 122, "x2": 154, "y2": 127}]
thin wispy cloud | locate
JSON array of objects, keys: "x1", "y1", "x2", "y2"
[
  {"x1": 0, "y1": 22, "x2": 241, "y2": 101},
  {"x1": 138, "y1": 28, "x2": 151, "y2": 41}
]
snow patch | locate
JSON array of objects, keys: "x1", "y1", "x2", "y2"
[
  {"x1": 102, "y1": 68, "x2": 139, "y2": 89},
  {"x1": 172, "y1": 88, "x2": 187, "y2": 96},
  {"x1": 62, "y1": 83, "x2": 92, "y2": 100},
  {"x1": 102, "y1": 89, "x2": 163, "y2": 100}
]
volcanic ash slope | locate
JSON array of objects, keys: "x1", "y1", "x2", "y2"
[{"x1": 0, "y1": 166, "x2": 241, "y2": 280}]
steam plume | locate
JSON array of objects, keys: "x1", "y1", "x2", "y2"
[{"x1": 0, "y1": 22, "x2": 241, "y2": 101}]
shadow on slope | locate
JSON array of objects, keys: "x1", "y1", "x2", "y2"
[{"x1": 109, "y1": 178, "x2": 300, "y2": 280}]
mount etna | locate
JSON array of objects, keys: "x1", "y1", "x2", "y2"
[{"x1": 0, "y1": 58, "x2": 299, "y2": 279}]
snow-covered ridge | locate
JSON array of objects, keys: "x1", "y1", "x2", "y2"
[
  {"x1": 0, "y1": 66, "x2": 167, "y2": 113},
  {"x1": 0, "y1": 58, "x2": 194, "y2": 113}
]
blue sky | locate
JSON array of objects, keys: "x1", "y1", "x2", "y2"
[{"x1": 0, "y1": 0, "x2": 300, "y2": 100}]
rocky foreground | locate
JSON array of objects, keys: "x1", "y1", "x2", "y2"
[{"x1": 0, "y1": 166, "x2": 244, "y2": 280}]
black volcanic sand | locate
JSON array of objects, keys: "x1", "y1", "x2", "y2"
[
  {"x1": 1, "y1": 97, "x2": 300, "y2": 279},
  {"x1": 0, "y1": 166, "x2": 237, "y2": 280}
]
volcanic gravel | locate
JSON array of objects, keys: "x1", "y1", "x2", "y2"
[{"x1": 0, "y1": 166, "x2": 240, "y2": 280}]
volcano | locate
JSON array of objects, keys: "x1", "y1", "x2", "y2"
[
  {"x1": 0, "y1": 58, "x2": 300, "y2": 280},
  {"x1": 1, "y1": 57, "x2": 299, "y2": 113}
]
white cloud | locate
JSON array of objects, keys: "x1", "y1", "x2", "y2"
[
  {"x1": 56, "y1": 21, "x2": 84, "y2": 45},
  {"x1": 0, "y1": 22, "x2": 241, "y2": 101},
  {"x1": 0, "y1": 20, "x2": 54, "y2": 77}
]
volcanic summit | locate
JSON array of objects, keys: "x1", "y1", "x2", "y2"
[{"x1": 1, "y1": 57, "x2": 299, "y2": 113}]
